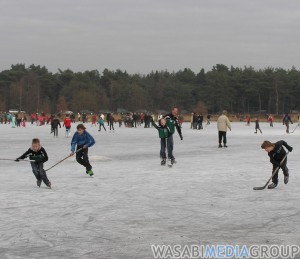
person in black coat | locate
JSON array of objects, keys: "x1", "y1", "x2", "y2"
[
  {"x1": 261, "y1": 140, "x2": 293, "y2": 189},
  {"x1": 16, "y1": 138, "x2": 51, "y2": 188},
  {"x1": 51, "y1": 116, "x2": 61, "y2": 137}
]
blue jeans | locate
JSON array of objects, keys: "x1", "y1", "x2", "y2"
[
  {"x1": 160, "y1": 139, "x2": 166, "y2": 159},
  {"x1": 160, "y1": 135, "x2": 174, "y2": 159},
  {"x1": 30, "y1": 162, "x2": 50, "y2": 185}
]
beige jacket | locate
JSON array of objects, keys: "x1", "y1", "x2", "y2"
[{"x1": 217, "y1": 114, "x2": 231, "y2": 132}]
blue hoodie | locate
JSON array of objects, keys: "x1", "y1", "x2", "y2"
[{"x1": 71, "y1": 131, "x2": 95, "y2": 152}]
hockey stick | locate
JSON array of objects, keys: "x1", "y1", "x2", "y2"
[
  {"x1": 253, "y1": 151, "x2": 289, "y2": 190},
  {"x1": 45, "y1": 148, "x2": 82, "y2": 172},
  {"x1": 291, "y1": 124, "x2": 299, "y2": 133},
  {"x1": 0, "y1": 158, "x2": 34, "y2": 162}
]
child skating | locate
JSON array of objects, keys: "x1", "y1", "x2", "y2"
[
  {"x1": 152, "y1": 118, "x2": 171, "y2": 165},
  {"x1": 15, "y1": 138, "x2": 51, "y2": 188},
  {"x1": 70, "y1": 124, "x2": 95, "y2": 176},
  {"x1": 63, "y1": 114, "x2": 72, "y2": 138},
  {"x1": 261, "y1": 140, "x2": 293, "y2": 189}
]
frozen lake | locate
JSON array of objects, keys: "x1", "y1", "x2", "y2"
[{"x1": 0, "y1": 121, "x2": 299, "y2": 258}]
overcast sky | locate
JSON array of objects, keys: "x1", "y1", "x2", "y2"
[{"x1": 0, "y1": 0, "x2": 299, "y2": 74}]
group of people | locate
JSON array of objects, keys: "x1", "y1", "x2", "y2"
[
  {"x1": 15, "y1": 123, "x2": 96, "y2": 188},
  {"x1": 190, "y1": 113, "x2": 211, "y2": 130},
  {"x1": 3, "y1": 107, "x2": 294, "y2": 190}
]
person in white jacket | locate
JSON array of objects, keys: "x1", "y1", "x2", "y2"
[{"x1": 217, "y1": 110, "x2": 231, "y2": 148}]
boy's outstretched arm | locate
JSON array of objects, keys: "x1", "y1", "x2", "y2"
[{"x1": 16, "y1": 149, "x2": 31, "y2": 161}]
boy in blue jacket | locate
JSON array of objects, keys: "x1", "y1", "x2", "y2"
[{"x1": 70, "y1": 124, "x2": 96, "y2": 176}]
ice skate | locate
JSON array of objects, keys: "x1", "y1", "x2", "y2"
[
  {"x1": 161, "y1": 158, "x2": 166, "y2": 166},
  {"x1": 87, "y1": 169, "x2": 94, "y2": 176},
  {"x1": 284, "y1": 174, "x2": 289, "y2": 184},
  {"x1": 37, "y1": 180, "x2": 42, "y2": 188},
  {"x1": 268, "y1": 182, "x2": 277, "y2": 189}
]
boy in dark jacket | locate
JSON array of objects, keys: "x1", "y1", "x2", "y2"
[
  {"x1": 70, "y1": 124, "x2": 95, "y2": 176},
  {"x1": 261, "y1": 140, "x2": 293, "y2": 189},
  {"x1": 152, "y1": 118, "x2": 171, "y2": 165},
  {"x1": 15, "y1": 138, "x2": 51, "y2": 188}
]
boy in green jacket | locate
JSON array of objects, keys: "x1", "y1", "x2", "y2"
[{"x1": 152, "y1": 118, "x2": 172, "y2": 165}]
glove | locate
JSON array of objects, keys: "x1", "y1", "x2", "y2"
[
  {"x1": 179, "y1": 134, "x2": 183, "y2": 140},
  {"x1": 288, "y1": 147, "x2": 293, "y2": 152}
]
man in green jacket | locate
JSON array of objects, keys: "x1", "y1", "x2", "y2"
[{"x1": 163, "y1": 107, "x2": 183, "y2": 164}]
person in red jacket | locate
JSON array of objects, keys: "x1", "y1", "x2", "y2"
[
  {"x1": 63, "y1": 114, "x2": 72, "y2": 138},
  {"x1": 91, "y1": 114, "x2": 97, "y2": 127}
]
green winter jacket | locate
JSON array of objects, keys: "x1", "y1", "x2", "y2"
[{"x1": 152, "y1": 121, "x2": 171, "y2": 138}]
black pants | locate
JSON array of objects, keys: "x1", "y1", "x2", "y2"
[
  {"x1": 218, "y1": 131, "x2": 227, "y2": 144},
  {"x1": 53, "y1": 127, "x2": 59, "y2": 136},
  {"x1": 272, "y1": 160, "x2": 288, "y2": 184},
  {"x1": 255, "y1": 127, "x2": 262, "y2": 133},
  {"x1": 285, "y1": 122, "x2": 290, "y2": 133},
  {"x1": 30, "y1": 162, "x2": 50, "y2": 186},
  {"x1": 110, "y1": 123, "x2": 114, "y2": 131},
  {"x1": 99, "y1": 124, "x2": 106, "y2": 131},
  {"x1": 76, "y1": 146, "x2": 92, "y2": 170}
]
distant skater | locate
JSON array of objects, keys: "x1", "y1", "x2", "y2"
[
  {"x1": 51, "y1": 116, "x2": 61, "y2": 137},
  {"x1": 217, "y1": 110, "x2": 231, "y2": 148},
  {"x1": 109, "y1": 114, "x2": 116, "y2": 132},
  {"x1": 283, "y1": 113, "x2": 293, "y2": 133},
  {"x1": 254, "y1": 118, "x2": 262, "y2": 134},
  {"x1": 98, "y1": 117, "x2": 106, "y2": 132},
  {"x1": 63, "y1": 115, "x2": 72, "y2": 138},
  {"x1": 268, "y1": 114, "x2": 274, "y2": 127}
]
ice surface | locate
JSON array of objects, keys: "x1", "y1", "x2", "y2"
[{"x1": 0, "y1": 122, "x2": 299, "y2": 258}]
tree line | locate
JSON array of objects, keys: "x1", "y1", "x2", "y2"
[{"x1": 0, "y1": 63, "x2": 300, "y2": 115}]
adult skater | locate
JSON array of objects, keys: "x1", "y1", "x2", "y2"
[
  {"x1": 51, "y1": 116, "x2": 61, "y2": 137},
  {"x1": 283, "y1": 113, "x2": 293, "y2": 133},
  {"x1": 261, "y1": 140, "x2": 293, "y2": 189},
  {"x1": 152, "y1": 118, "x2": 172, "y2": 165},
  {"x1": 70, "y1": 124, "x2": 95, "y2": 176},
  {"x1": 197, "y1": 114, "x2": 203, "y2": 130},
  {"x1": 109, "y1": 114, "x2": 116, "y2": 132},
  {"x1": 217, "y1": 110, "x2": 231, "y2": 148},
  {"x1": 15, "y1": 138, "x2": 51, "y2": 188},
  {"x1": 254, "y1": 118, "x2": 262, "y2": 134},
  {"x1": 91, "y1": 114, "x2": 97, "y2": 127},
  {"x1": 163, "y1": 107, "x2": 183, "y2": 164},
  {"x1": 11, "y1": 114, "x2": 16, "y2": 128},
  {"x1": 206, "y1": 114, "x2": 211, "y2": 125}
]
